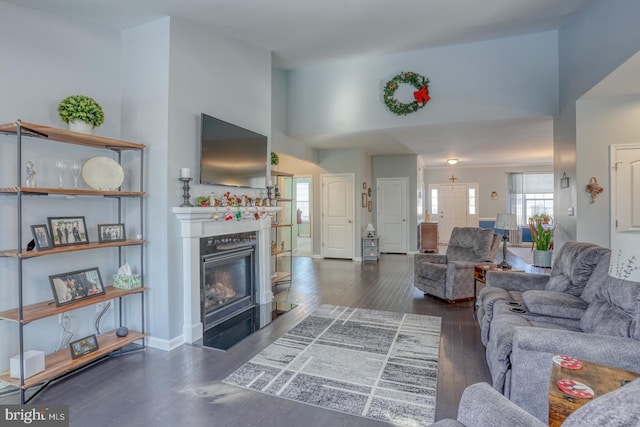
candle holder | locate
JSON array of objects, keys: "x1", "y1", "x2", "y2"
[
  {"x1": 266, "y1": 186, "x2": 273, "y2": 201},
  {"x1": 179, "y1": 177, "x2": 194, "y2": 207}
]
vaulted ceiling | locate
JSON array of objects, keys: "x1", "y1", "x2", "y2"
[{"x1": 10, "y1": 0, "x2": 602, "y2": 166}]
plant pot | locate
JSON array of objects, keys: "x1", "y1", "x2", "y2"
[
  {"x1": 533, "y1": 249, "x2": 553, "y2": 268},
  {"x1": 68, "y1": 120, "x2": 93, "y2": 134}
]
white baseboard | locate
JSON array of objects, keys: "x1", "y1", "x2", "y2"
[{"x1": 146, "y1": 335, "x2": 185, "y2": 352}]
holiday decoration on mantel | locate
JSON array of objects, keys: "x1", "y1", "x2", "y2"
[{"x1": 383, "y1": 71, "x2": 431, "y2": 115}]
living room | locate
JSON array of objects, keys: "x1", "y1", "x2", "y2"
[{"x1": 1, "y1": 0, "x2": 639, "y2": 426}]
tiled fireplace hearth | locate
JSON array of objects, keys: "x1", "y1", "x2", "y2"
[{"x1": 173, "y1": 207, "x2": 279, "y2": 343}]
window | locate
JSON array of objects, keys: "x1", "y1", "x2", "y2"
[
  {"x1": 468, "y1": 187, "x2": 476, "y2": 215},
  {"x1": 295, "y1": 181, "x2": 310, "y2": 222},
  {"x1": 430, "y1": 188, "x2": 438, "y2": 216},
  {"x1": 525, "y1": 193, "x2": 553, "y2": 220}
]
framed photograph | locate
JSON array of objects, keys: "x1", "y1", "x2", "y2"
[
  {"x1": 30, "y1": 224, "x2": 52, "y2": 250},
  {"x1": 368, "y1": 200, "x2": 372, "y2": 212},
  {"x1": 49, "y1": 267, "x2": 105, "y2": 307},
  {"x1": 47, "y1": 216, "x2": 89, "y2": 247},
  {"x1": 69, "y1": 334, "x2": 99, "y2": 359},
  {"x1": 97, "y1": 223, "x2": 126, "y2": 243},
  {"x1": 361, "y1": 193, "x2": 368, "y2": 208}
]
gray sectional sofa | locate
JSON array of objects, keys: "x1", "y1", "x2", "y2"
[
  {"x1": 431, "y1": 379, "x2": 640, "y2": 427},
  {"x1": 475, "y1": 241, "x2": 640, "y2": 423}
]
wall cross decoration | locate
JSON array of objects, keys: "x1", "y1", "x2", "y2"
[{"x1": 449, "y1": 175, "x2": 458, "y2": 183}]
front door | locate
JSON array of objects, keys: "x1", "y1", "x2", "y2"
[
  {"x1": 377, "y1": 177, "x2": 409, "y2": 253},
  {"x1": 430, "y1": 183, "x2": 479, "y2": 244},
  {"x1": 321, "y1": 174, "x2": 354, "y2": 259}
]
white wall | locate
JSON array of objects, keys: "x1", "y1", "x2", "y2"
[
  {"x1": 287, "y1": 31, "x2": 558, "y2": 137},
  {"x1": 554, "y1": 0, "x2": 640, "y2": 248},
  {"x1": 576, "y1": 96, "x2": 640, "y2": 247},
  {"x1": 0, "y1": 2, "x2": 122, "y2": 370},
  {"x1": 122, "y1": 17, "x2": 273, "y2": 346}
]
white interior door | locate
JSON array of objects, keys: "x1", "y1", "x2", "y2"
[
  {"x1": 437, "y1": 184, "x2": 468, "y2": 244},
  {"x1": 321, "y1": 174, "x2": 354, "y2": 259},
  {"x1": 377, "y1": 177, "x2": 409, "y2": 253},
  {"x1": 612, "y1": 144, "x2": 640, "y2": 232}
]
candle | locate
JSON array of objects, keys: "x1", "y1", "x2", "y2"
[{"x1": 180, "y1": 168, "x2": 191, "y2": 178}]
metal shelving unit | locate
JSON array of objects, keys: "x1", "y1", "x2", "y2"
[
  {"x1": 0, "y1": 120, "x2": 147, "y2": 403},
  {"x1": 270, "y1": 170, "x2": 294, "y2": 284}
]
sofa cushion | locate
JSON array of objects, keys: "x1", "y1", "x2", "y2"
[
  {"x1": 522, "y1": 290, "x2": 588, "y2": 320},
  {"x1": 446, "y1": 227, "x2": 494, "y2": 262},
  {"x1": 545, "y1": 244, "x2": 607, "y2": 296},
  {"x1": 580, "y1": 252, "x2": 612, "y2": 303},
  {"x1": 579, "y1": 296, "x2": 634, "y2": 337}
]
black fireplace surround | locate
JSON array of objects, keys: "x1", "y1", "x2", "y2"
[{"x1": 200, "y1": 232, "x2": 256, "y2": 331}]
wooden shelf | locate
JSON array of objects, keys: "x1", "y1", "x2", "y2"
[
  {"x1": 270, "y1": 170, "x2": 293, "y2": 177},
  {"x1": 271, "y1": 249, "x2": 292, "y2": 256},
  {"x1": 271, "y1": 223, "x2": 292, "y2": 228},
  {"x1": 274, "y1": 198, "x2": 294, "y2": 202},
  {"x1": 271, "y1": 272, "x2": 292, "y2": 283},
  {"x1": 0, "y1": 121, "x2": 145, "y2": 151},
  {"x1": 0, "y1": 187, "x2": 144, "y2": 197},
  {"x1": 0, "y1": 286, "x2": 147, "y2": 324},
  {"x1": 0, "y1": 240, "x2": 145, "y2": 258},
  {"x1": 0, "y1": 330, "x2": 146, "y2": 389}
]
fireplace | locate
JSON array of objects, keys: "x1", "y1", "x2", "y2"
[
  {"x1": 173, "y1": 206, "x2": 276, "y2": 344},
  {"x1": 200, "y1": 232, "x2": 256, "y2": 330}
]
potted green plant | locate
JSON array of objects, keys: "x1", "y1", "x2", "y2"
[
  {"x1": 532, "y1": 222, "x2": 553, "y2": 267},
  {"x1": 271, "y1": 151, "x2": 279, "y2": 167},
  {"x1": 57, "y1": 95, "x2": 105, "y2": 134}
]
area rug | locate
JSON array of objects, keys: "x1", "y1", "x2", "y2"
[{"x1": 222, "y1": 304, "x2": 442, "y2": 426}]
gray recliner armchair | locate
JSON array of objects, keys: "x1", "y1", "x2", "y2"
[{"x1": 414, "y1": 227, "x2": 500, "y2": 302}]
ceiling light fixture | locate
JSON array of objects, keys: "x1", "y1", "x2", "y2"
[{"x1": 447, "y1": 159, "x2": 458, "y2": 165}]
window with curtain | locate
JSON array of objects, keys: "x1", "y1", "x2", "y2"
[{"x1": 507, "y1": 172, "x2": 553, "y2": 244}]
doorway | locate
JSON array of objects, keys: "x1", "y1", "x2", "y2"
[
  {"x1": 321, "y1": 173, "x2": 355, "y2": 259},
  {"x1": 377, "y1": 177, "x2": 409, "y2": 253},
  {"x1": 428, "y1": 183, "x2": 479, "y2": 244},
  {"x1": 293, "y1": 176, "x2": 312, "y2": 257}
]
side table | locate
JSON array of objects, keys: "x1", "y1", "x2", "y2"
[{"x1": 548, "y1": 358, "x2": 640, "y2": 426}]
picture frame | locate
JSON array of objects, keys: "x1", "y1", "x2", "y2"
[
  {"x1": 97, "y1": 223, "x2": 126, "y2": 243},
  {"x1": 47, "y1": 216, "x2": 89, "y2": 247},
  {"x1": 30, "y1": 224, "x2": 52, "y2": 250},
  {"x1": 368, "y1": 200, "x2": 372, "y2": 212},
  {"x1": 560, "y1": 172, "x2": 570, "y2": 189},
  {"x1": 362, "y1": 182, "x2": 367, "y2": 190},
  {"x1": 49, "y1": 267, "x2": 105, "y2": 307},
  {"x1": 361, "y1": 193, "x2": 368, "y2": 208},
  {"x1": 69, "y1": 334, "x2": 99, "y2": 359}
]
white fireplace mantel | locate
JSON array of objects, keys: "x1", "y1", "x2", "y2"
[{"x1": 172, "y1": 206, "x2": 280, "y2": 343}]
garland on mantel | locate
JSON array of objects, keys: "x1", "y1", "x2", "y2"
[{"x1": 383, "y1": 71, "x2": 430, "y2": 115}]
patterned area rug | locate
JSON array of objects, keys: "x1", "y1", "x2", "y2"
[{"x1": 222, "y1": 304, "x2": 442, "y2": 426}]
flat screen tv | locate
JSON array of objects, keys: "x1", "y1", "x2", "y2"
[{"x1": 199, "y1": 113, "x2": 267, "y2": 189}]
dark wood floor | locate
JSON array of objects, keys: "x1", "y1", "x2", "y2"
[{"x1": 2, "y1": 252, "x2": 527, "y2": 426}]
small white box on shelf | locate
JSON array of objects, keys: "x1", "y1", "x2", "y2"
[{"x1": 10, "y1": 350, "x2": 45, "y2": 379}]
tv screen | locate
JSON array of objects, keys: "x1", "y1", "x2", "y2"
[{"x1": 199, "y1": 113, "x2": 267, "y2": 189}]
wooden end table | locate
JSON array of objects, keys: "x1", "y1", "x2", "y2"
[{"x1": 548, "y1": 358, "x2": 640, "y2": 426}]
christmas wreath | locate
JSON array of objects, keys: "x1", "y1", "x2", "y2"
[{"x1": 383, "y1": 72, "x2": 430, "y2": 115}]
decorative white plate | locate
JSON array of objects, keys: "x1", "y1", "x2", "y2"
[{"x1": 81, "y1": 157, "x2": 124, "y2": 191}]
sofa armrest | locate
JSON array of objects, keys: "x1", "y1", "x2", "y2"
[
  {"x1": 485, "y1": 271, "x2": 549, "y2": 292},
  {"x1": 509, "y1": 327, "x2": 640, "y2": 423},
  {"x1": 415, "y1": 253, "x2": 447, "y2": 264},
  {"x1": 455, "y1": 383, "x2": 545, "y2": 427}
]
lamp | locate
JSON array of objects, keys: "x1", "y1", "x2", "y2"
[
  {"x1": 366, "y1": 223, "x2": 376, "y2": 238},
  {"x1": 495, "y1": 213, "x2": 518, "y2": 269},
  {"x1": 447, "y1": 159, "x2": 458, "y2": 165}
]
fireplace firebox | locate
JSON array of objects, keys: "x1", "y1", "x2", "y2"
[{"x1": 200, "y1": 232, "x2": 256, "y2": 331}]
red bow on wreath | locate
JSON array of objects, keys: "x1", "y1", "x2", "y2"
[{"x1": 414, "y1": 86, "x2": 430, "y2": 105}]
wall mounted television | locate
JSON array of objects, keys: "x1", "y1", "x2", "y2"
[{"x1": 199, "y1": 113, "x2": 268, "y2": 189}]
